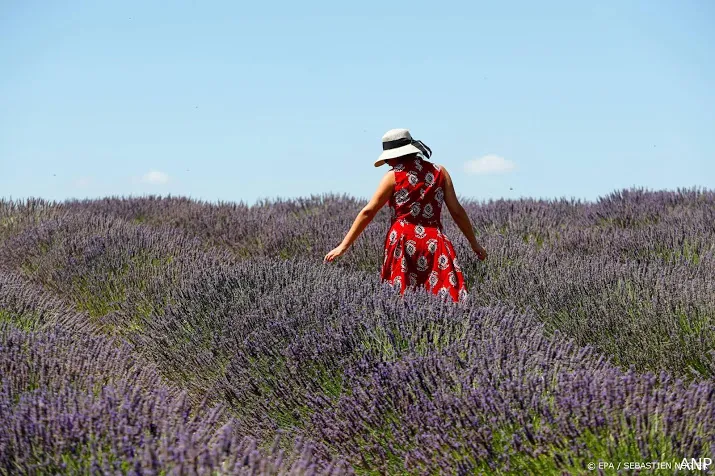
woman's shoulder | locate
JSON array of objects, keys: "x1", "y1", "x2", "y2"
[{"x1": 434, "y1": 163, "x2": 449, "y2": 175}]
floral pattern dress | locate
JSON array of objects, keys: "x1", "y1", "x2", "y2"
[{"x1": 381, "y1": 157, "x2": 468, "y2": 302}]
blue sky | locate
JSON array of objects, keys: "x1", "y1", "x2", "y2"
[{"x1": 1, "y1": 0, "x2": 713, "y2": 206}]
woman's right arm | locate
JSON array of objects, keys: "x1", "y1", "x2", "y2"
[{"x1": 440, "y1": 166, "x2": 487, "y2": 260}]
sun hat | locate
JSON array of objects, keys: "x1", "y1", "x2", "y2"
[{"x1": 374, "y1": 128, "x2": 432, "y2": 167}]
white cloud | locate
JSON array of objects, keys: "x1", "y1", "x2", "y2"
[
  {"x1": 74, "y1": 176, "x2": 93, "y2": 187},
  {"x1": 141, "y1": 170, "x2": 170, "y2": 184},
  {"x1": 464, "y1": 155, "x2": 516, "y2": 175}
]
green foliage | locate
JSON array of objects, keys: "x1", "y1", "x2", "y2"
[{"x1": 0, "y1": 308, "x2": 42, "y2": 331}]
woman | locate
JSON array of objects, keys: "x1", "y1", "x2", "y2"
[{"x1": 324, "y1": 128, "x2": 487, "y2": 302}]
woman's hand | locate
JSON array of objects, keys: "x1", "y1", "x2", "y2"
[
  {"x1": 324, "y1": 244, "x2": 348, "y2": 262},
  {"x1": 472, "y1": 242, "x2": 488, "y2": 261}
]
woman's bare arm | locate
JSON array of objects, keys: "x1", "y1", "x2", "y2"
[
  {"x1": 440, "y1": 166, "x2": 486, "y2": 257},
  {"x1": 324, "y1": 171, "x2": 395, "y2": 262}
]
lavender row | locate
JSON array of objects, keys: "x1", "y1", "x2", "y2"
[
  {"x1": 310, "y1": 341, "x2": 715, "y2": 473},
  {"x1": 119, "y1": 259, "x2": 715, "y2": 473},
  {"x1": 0, "y1": 210, "x2": 231, "y2": 337},
  {"x1": 0, "y1": 270, "x2": 91, "y2": 333},
  {"x1": 0, "y1": 321, "x2": 350, "y2": 475},
  {"x1": 0, "y1": 267, "x2": 349, "y2": 474}
]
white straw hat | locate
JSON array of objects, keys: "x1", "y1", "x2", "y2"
[{"x1": 374, "y1": 128, "x2": 432, "y2": 167}]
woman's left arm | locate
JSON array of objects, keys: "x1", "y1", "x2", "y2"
[{"x1": 324, "y1": 171, "x2": 395, "y2": 262}]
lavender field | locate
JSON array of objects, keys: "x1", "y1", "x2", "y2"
[{"x1": 0, "y1": 187, "x2": 714, "y2": 475}]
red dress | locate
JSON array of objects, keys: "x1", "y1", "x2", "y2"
[{"x1": 380, "y1": 157, "x2": 468, "y2": 303}]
